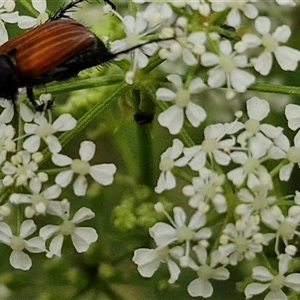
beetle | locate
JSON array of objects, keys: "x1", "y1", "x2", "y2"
[{"x1": 0, "y1": 0, "x2": 153, "y2": 110}]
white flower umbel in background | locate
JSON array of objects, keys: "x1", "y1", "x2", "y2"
[
  {"x1": 18, "y1": 0, "x2": 48, "y2": 29},
  {"x1": 241, "y1": 17, "x2": 300, "y2": 76},
  {"x1": 201, "y1": 39, "x2": 255, "y2": 99},
  {"x1": 52, "y1": 141, "x2": 117, "y2": 196},
  {"x1": 0, "y1": 220, "x2": 46, "y2": 270},
  {"x1": 209, "y1": 0, "x2": 258, "y2": 28},
  {"x1": 155, "y1": 139, "x2": 189, "y2": 193},
  {"x1": 244, "y1": 254, "x2": 300, "y2": 299},
  {"x1": 156, "y1": 74, "x2": 207, "y2": 134},
  {"x1": 23, "y1": 113, "x2": 77, "y2": 153},
  {"x1": 39, "y1": 200, "x2": 98, "y2": 257},
  {"x1": 0, "y1": 0, "x2": 19, "y2": 44}
]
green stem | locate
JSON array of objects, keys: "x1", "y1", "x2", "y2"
[
  {"x1": 249, "y1": 82, "x2": 300, "y2": 96},
  {"x1": 18, "y1": 0, "x2": 39, "y2": 17},
  {"x1": 34, "y1": 75, "x2": 124, "y2": 96},
  {"x1": 136, "y1": 123, "x2": 154, "y2": 187},
  {"x1": 40, "y1": 83, "x2": 130, "y2": 165}
]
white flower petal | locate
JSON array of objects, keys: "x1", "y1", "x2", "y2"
[
  {"x1": 10, "y1": 250, "x2": 31, "y2": 270},
  {"x1": 19, "y1": 220, "x2": 36, "y2": 238},
  {"x1": 44, "y1": 135, "x2": 61, "y2": 153},
  {"x1": 55, "y1": 170, "x2": 73, "y2": 187},
  {"x1": 79, "y1": 141, "x2": 95, "y2": 161},
  {"x1": 71, "y1": 227, "x2": 98, "y2": 253},
  {"x1": 158, "y1": 105, "x2": 184, "y2": 135},
  {"x1": 275, "y1": 46, "x2": 300, "y2": 71},
  {"x1": 23, "y1": 135, "x2": 40, "y2": 152},
  {"x1": 52, "y1": 114, "x2": 77, "y2": 131},
  {"x1": 71, "y1": 207, "x2": 95, "y2": 224},
  {"x1": 185, "y1": 102, "x2": 206, "y2": 127},
  {"x1": 133, "y1": 248, "x2": 160, "y2": 277},
  {"x1": 49, "y1": 234, "x2": 64, "y2": 257},
  {"x1": 156, "y1": 88, "x2": 176, "y2": 101},
  {"x1": 252, "y1": 266, "x2": 273, "y2": 281},
  {"x1": 73, "y1": 175, "x2": 88, "y2": 196},
  {"x1": 89, "y1": 164, "x2": 116, "y2": 185},
  {"x1": 39, "y1": 225, "x2": 60, "y2": 240},
  {"x1": 253, "y1": 51, "x2": 273, "y2": 76},
  {"x1": 52, "y1": 153, "x2": 72, "y2": 166},
  {"x1": 149, "y1": 222, "x2": 176, "y2": 247},
  {"x1": 188, "y1": 278, "x2": 213, "y2": 298},
  {"x1": 247, "y1": 97, "x2": 270, "y2": 121},
  {"x1": 244, "y1": 283, "x2": 269, "y2": 299}
]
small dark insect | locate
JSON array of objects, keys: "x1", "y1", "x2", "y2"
[{"x1": 0, "y1": 0, "x2": 165, "y2": 110}]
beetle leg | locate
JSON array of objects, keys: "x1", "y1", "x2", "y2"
[
  {"x1": 26, "y1": 87, "x2": 37, "y2": 107},
  {"x1": 26, "y1": 87, "x2": 53, "y2": 111}
]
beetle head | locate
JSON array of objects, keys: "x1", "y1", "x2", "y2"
[{"x1": 0, "y1": 53, "x2": 19, "y2": 101}]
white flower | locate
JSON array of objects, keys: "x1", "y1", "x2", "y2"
[
  {"x1": 183, "y1": 123, "x2": 236, "y2": 171},
  {"x1": 9, "y1": 183, "x2": 62, "y2": 218},
  {"x1": 39, "y1": 200, "x2": 98, "y2": 257},
  {"x1": 187, "y1": 247, "x2": 229, "y2": 298},
  {"x1": 236, "y1": 188, "x2": 278, "y2": 228},
  {"x1": 150, "y1": 205, "x2": 211, "y2": 249},
  {"x1": 265, "y1": 206, "x2": 300, "y2": 256},
  {"x1": 0, "y1": 220, "x2": 46, "y2": 270},
  {"x1": 237, "y1": 97, "x2": 283, "y2": 158},
  {"x1": 133, "y1": 246, "x2": 181, "y2": 284},
  {"x1": 18, "y1": 0, "x2": 48, "y2": 29},
  {"x1": 141, "y1": 3, "x2": 174, "y2": 27},
  {"x1": 209, "y1": 0, "x2": 258, "y2": 28},
  {"x1": 285, "y1": 104, "x2": 300, "y2": 131},
  {"x1": 279, "y1": 130, "x2": 300, "y2": 181},
  {"x1": 276, "y1": 0, "x2": 296, "y2": 5},
  {"x1": 0, "y1": 122, "x2": 16, "y2": 164},
  {"x1": 0, "y1": 100, "x2": 14, "y2": 123},
  {"x1": 155, "y1": 139, "x2": 189, "y2": 193},
  {"x1": 110, "y1": 15, "x2": 158, "y2": 84},
  {"x1": 23, "y1": 113, "x2": 76, "y2": 153},
  {"x1": 201, "y1": 40, "x2": 255, "y2": 97},
  {"x1": 242, "y1": 17, "x2": 300, "y2": 75},
  {"x1": 218, "y1": 218, "x2": 270, "y2": 265},
  {"x1": 244, "y1": 254, "x2": 300, "y2": 299},
  {"x1": 227, "y1": 151, "x2": 272, "y2": 190},
  {"x1": 2, "y1": 150, "x2": 47, "y2": 187},
  {"x1": 182, "y1": 168, "x2": 227, "y2": 213},
  {"x1": 52, "y1": 141, "x2": 116, "y2": 196},
  {"x1": 157, "y1": 74, "x2": 207, "y2": 134},
  {"x1": 159, "y1": 31, "x2": 206, "y2": 66}
]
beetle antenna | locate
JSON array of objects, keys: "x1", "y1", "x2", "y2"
[{"x1": 112, "y1": 37, "x2": 175, "y2": 57}]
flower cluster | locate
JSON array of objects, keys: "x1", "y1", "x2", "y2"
[
  {"x1": 1, "y1": 0, "x2": 300, "y2": 299},
  {"x1": 0, "y1": 99, "x2": 116, "y2": 270},
  {"x1": 120, "y1": 1, "x2": 300, "y2": 299}
]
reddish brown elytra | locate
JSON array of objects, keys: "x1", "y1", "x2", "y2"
[{"x1": 0, "y1": 0, "x2": 115, "y2": 110}]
